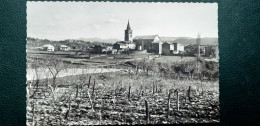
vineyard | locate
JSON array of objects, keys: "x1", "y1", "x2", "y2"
[{"x1": 26, "y1": 57, "x2": 219, "y2": 125}]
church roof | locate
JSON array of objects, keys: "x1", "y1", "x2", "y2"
[
  {"x1": 126, "y1": 20, "x2": 131, "y2": 30},
  {"x1": 151, "y1": 40, "x2": 162, "y2": 43},
  {"x1": 134, "y1": 35, "x2": 159, "y2": 40}
]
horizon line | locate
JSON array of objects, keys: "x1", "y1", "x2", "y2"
[{"x1": 27, "y1": 36, "x2": 219, "y2": 41}]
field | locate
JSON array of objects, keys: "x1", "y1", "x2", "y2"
[
  {"x1": 26, "y1": 50, "x2": 219, "y2": 125},
  {"x1": 26, "y1": 50, "x2": 157, "y2": 67}
]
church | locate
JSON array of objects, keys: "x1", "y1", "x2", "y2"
[
  {"x1": 113, "y1": 20, "x2": 136, "y2": 51},
  {"x1": 113, "y1": 20, "x2": 163, "y2": 55}
]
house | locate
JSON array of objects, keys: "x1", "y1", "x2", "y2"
[
  {"x1": 204, "y1": 45, "x2": 212, "y2": 57},
  {"x1": 184, "y1": 44, "x2": 196, "y2": 56},
  {"x1": 102, "y1": 46, "x2": 114, "y2": 54},
  {"x1": 150, "y1": 41, "x2": 162, "y2": 55},
  {"x1": 106, "y1": 46, "x2": 113, "y2": 51},
  {"x1": 214, "y1": 45, "x2": 219, "y2": 59},
  {"x1": 113, "y1": 41, "x2": 136, "y2": 51},
  {"x1": 161, "y1": 42, "x2": 184, "y2": 55},
  {"x1": 133, "y1": 35, "x2": 161, "y2": 51},
  {"x1": 126, "y1": 42, "x2": 136, "y2": 50},
  {"x1": 60, "y1": 45, "x2": 70, "y2": 51},
  {"x1": 204, "y1": 44, "x2": 219, "y2": 58},
  {"x1": 92, "y1": 45, "x2": 105, "y2": 54},
  {"x1": 200, "y1": 45, "x2": 207, "y2": 55},
  {"x1": 171, "y1": 43, "x2": 184, "y2": 54},
  {"x1": 113, "y1": 42, "x2": 127, "y2": 50},
  {"x1": 184, "y1": 44, "x2": 218, "y2": 57},
  {"x1": 162, "y1": 42, "x2": 172, "y2": 55},
  {"x1": 111, "y1": 49, "x2": 118, "y2": 54},
  {"x1": 42, "y1": 44, "x2": 55, "y2": 51}
]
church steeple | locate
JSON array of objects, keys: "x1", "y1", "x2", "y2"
[
  {"x1": 125, "y1": 20, "x2": 133, "y2": 42},
  {"x1": 126, "y1": 20, "x2": 131, "y2": 30}
]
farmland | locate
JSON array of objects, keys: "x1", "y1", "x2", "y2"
[{"x1": 26, "y1": 50, "x2": 219, "y2": 125}]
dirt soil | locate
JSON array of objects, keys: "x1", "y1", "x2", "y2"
[{"x1": 26, "y1": 71, "x2": 219, "y2": 125}]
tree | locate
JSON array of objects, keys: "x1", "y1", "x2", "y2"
[
  {"x1": 45, "y1": 56, "x2": 70, "y2": 99},
  {"x1": 28, "y1": 57, "x2": 42, "y2": 99}
]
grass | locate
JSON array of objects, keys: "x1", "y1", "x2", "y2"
[
  {"x1": 153, "y1": 56, "x2": 197, "y2": 64},
  {"x1": 27, "y1": 50, "x2": 156, "y2": 67},
  {"x1": 27, "y1": 50, "x2": 196, "y2": 67}
]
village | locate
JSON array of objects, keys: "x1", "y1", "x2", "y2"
[{"x1": 27, "y1": 21, "x2": 219, "y2": 61}]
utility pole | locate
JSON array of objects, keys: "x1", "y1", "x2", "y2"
[{"x1": 196, "y1": 33, "x2": 201, "y2": 78}]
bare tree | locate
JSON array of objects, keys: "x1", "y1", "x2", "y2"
[
  {"x1": 44, "y1": 56, "x2": 70, "y2": 100},
  {"x1": 28, "y1": 57, "x2": 42, "y2": 99}
]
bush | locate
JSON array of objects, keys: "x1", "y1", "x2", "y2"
[
  {"x1": 205, "y1": 61, "x2": 215, "y2": 70},
  {"x1": 212, "y1": 71, "x2": 219, "y2": 79}
]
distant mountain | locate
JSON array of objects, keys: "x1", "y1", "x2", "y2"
[
  {"x1": 78, "y1": 38, "x2": 120, "y2": 43},
  {"x1": 200, "y1": 37, "x2": 218, "y2": 45},
  {"x1": 160, "y1": 37, "x2": 218, "y2": 45},
  {"x1": 160, "y1": 37, "x2": 190, "y2": 41},
  {"x1": 26, "y1": 37, "x2": 116, "y2": 49},
  {"x1": 27, "y1": 37, "x2": 218, "y2": 48}
]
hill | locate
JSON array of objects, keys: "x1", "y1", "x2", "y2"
[
  {"x1": 160, "y1": 37, "x2": 218, "y2": 45},
  {"x1": 78, "y1": 38, "x2": 120, "y2": 43},
  {"x1": 26, "y1": 37, "x2": 116, "y2": 49}
]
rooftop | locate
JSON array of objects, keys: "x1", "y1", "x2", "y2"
[
  {"x1": 60, "y1": 45, "x2": 69, "y2": 47},
  {"x1": 43, "y1": 44, "x2": 54, "y2": 47}
]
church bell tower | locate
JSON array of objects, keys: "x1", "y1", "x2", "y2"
[{"x1": 125, "y1": 20, "x2": 133, "y2": 42}]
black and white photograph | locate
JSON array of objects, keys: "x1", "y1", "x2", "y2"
[{"x1": 26, "y1": 2, "x2": 219, "y2": 125}]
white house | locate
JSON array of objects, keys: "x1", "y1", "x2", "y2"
[
  {"x1": 60, "y1": 45, "x2": 70, "y2": 51},
  {"x1": 113, "y1": 41, "x2": 136, "y2": 50},
  {"x1": 105, "y1": 46, "x2": 113, "y2": 51},
  {"x1": 172, "y1": 43, "x2": 184, "y2": 54},
  {"x1": 42, "y1": 44, "x2": 55, "y2": 51},
  {"x1": 126, "y1": 42, "x2": 136, "y2": 50}
]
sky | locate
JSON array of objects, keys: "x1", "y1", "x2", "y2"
[{"x1": 27, "y1": 2, "x2": 218, "y2": 41}]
